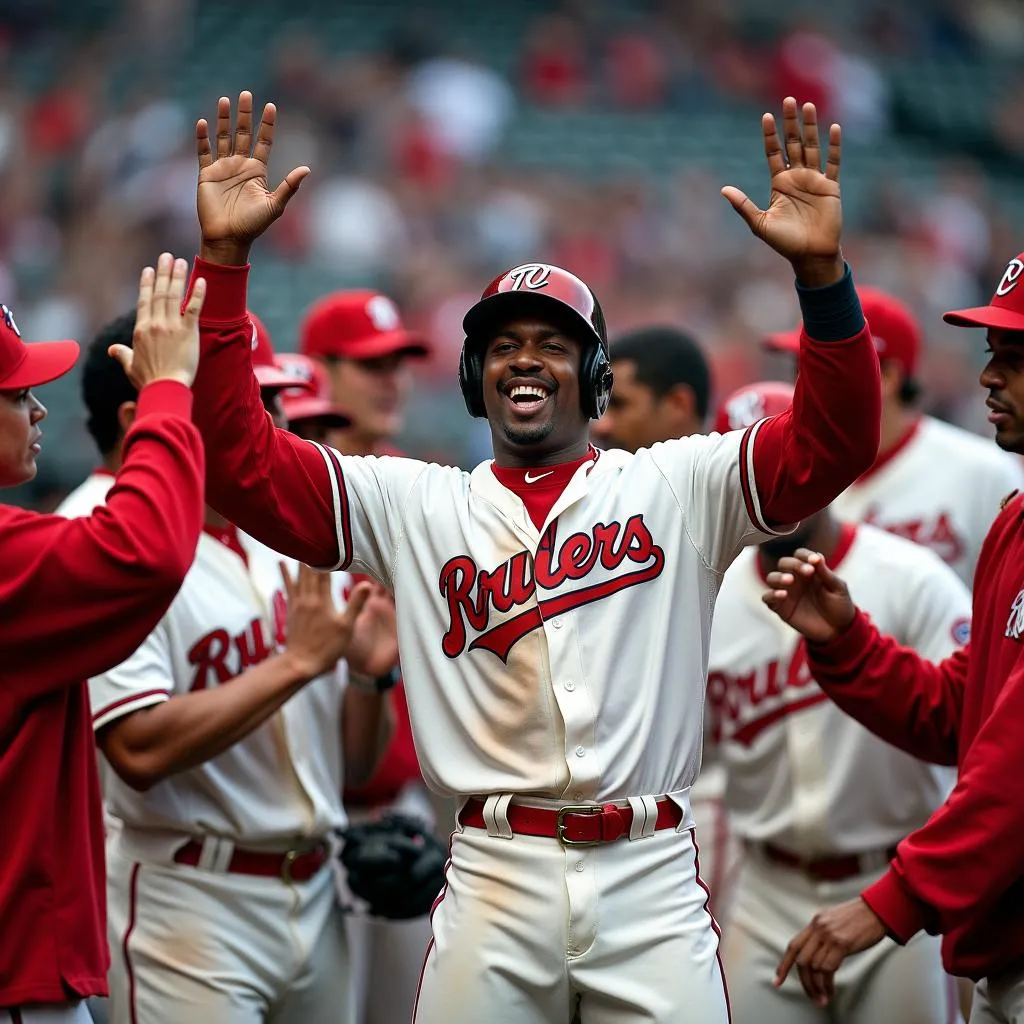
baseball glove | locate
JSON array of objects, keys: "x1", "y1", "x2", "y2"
[{"x1": 339, "y1": 813, "x2": 446, "y2": 920}]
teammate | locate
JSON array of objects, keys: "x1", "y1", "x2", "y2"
[
  {"x1": 184, "y1": 91, "x2": 880, "y2": 1023},
  {"x1": 590, "y1": 325, "x2": 742, "y2": 921},
  {"x1": 275, "y1": 353, "x2": 352, "y2": 447},
  {"x1": 768, "y1": 251, "x2": 1024, "y2": 1024},
  {"x1": 766, "y1": 285, "x2": 1024, "y2": 585},
  {"x1": 708, "y1": 381, "x2": 971, "y2": 1024},
  {"x1": 60, "y1": 293, "x2": 399, "y2": 1024},
  {"x1": 0, "y1": 258, "x2": 205, "y2": 1022}
]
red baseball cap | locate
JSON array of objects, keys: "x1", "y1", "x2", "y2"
[
  {"x1": 275, "y1": 353, "x2": 352, "y2": 427},
  {"x1": 764, "y1": 286, "x2": 921, "y2": 378},
  {"x1": 713, "y1": 380, "x2": 795, "y2": 434},
  {"x1": 0, "y1": 303, "x2": 78, "y2": 390},
  {"x1": 944, "y1": 252, "x2": 1024, "y2": 332},
  {"x1": 249, "y1": 311, "x2": 313, "y2": 392},
  {"x1": 299, "y1": 291, "x2": 430, "y2": 362}
]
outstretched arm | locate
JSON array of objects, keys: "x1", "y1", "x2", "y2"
[{"x1": 723, "y1": 99, "x2": 881, "y2": 529}]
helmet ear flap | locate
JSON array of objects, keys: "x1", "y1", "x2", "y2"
[
  {"x1": 580, "y1": 343, "x2": 614, "y2": 419},
  {"x1": 458, "y1": 341, "x2": 487, "y2": 418}
]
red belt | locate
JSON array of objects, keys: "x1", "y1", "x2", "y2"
[
  {"x1": 173, "y1": 839, "x2": 329, "y2": 882},
  {"x1": 459, "y1": 797, "x2": 683, "y2": 846},
  {"x1": 755, "y1": 841, "x2": 898, "y2": 882}
]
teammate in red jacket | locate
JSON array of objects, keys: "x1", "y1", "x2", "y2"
[
  {"x1": 769, "y1": 252, "x2": 1024, "y2": 1023},
  {"x1": 0, "y1": 256, "x2": 206, "y2": 1021}
]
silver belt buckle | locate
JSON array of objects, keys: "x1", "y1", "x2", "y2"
[{"x1": 556, "y1": 804, "x2": 603, "y2": 847}]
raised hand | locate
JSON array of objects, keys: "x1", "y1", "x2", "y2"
[
  {"x1": 762, "y1": 548, "x2": 857, "y2": 644},
  {"x1": 345, "y1": 585, "x2": 400, "y2": 680},
  {"x1": 722, "y1": 97, "x2": 844, "y2": 287},
  {"x1": 196, "y1": 91, "x2": 310, "y2": 265},
  {"x1": 109, "y1": 253, "x2": 206, "y2": 389}
]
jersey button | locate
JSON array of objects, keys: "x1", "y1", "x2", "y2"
[
  {"x1": 551, "y1": 618, "x2": 563, "y2": 629},
  {"x1": 564, "y1": 680, "x2": 575, "y2": 691},
  {"x1": 575, "y1": 746, "x2": 586, "y2": 757},
  {"x1": 575, "y1": 860, "x2": 585, "y2": 872}
]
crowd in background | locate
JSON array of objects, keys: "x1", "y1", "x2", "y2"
[{"x1": 2, "y1": 0, "x2": 1023, "y2": 505}]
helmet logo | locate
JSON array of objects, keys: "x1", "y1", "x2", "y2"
[
  {"x1": 726, "y1": 391, "x2": 766, "y2": 430},
  {"x1": 997, "y1": 258, "x2": 1024, "y2": 297},
  {"x1": 507, "y1": 264, "x2": 552, "y2": 291},
  {"x1": 367, "y1": 294, "x2": 401, "y2": 331},
  {"x1": 1, "y1": 304, "x2": 21, "y2": 337}
]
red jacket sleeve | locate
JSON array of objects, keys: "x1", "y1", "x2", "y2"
[
  {"x1": 807, "y1": 610, "x2": 967, "y2": 766},
  {"x1": 862, "y1": 662, "x2": 1024, "y2": 942},
  {"x1": 0, "y1": 381, "x2": 203, "y2": 698},
  {"x1": 187, "y1": 259, "x2": 341, "y2": 568},
  {"x1": 752, "y1": 323, "x2": 881, "y2": 526}
]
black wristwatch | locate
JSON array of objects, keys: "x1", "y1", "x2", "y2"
[{"x1": 348, "y1": 666, "x2": 400, "y2": 694}]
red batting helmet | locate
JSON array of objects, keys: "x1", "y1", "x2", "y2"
[
  {"x1": 713, "y1": 380, "x2": 795, "y2": 434},
  {"x1": 459, "y1": 263, "x2": 612, "y2": 420},
  {"x1": 275, "y1": 353, "x2": 352, "y2": 428}
]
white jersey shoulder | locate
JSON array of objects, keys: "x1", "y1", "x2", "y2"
[
  {"x1": 55, "y1": 471, "x2": 115, "y2": 519},
  {"x1": 707, "y1": 522, "x2": 971, "y2": 856},
  {"x1": 832, "y1": 415, "x2": 1024, "y2": 584},
  {"x1": 311, "y1": 426, "x2": 785, "y2": 805}
]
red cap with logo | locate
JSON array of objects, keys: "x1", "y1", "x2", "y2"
[
  {"x1": 764, "y1": 286, "x2": 921, "y2": 379},
  {"x1": 299, "y1": 291, "x2": 430, "y2": 362},
  {"x1": 713, "y1": 380, "x2": 795, "y2": 434},
  {"x1": 274, "y1": 353, "x2": 352, "y2": 427},
  {"x1": 249, "y1": 311, "x2": 313, "y2": 391},
  {"x1": 944, "y1": 252, "x2": 1024, "y2": 331},
  {"x1": 0, "y1": 303, "x2": 78, "y2": 390}
]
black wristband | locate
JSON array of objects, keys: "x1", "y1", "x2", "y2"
[
  {"x1": 349, "y1": 666, "x2": 400, "y2": 694},
  {"x1": 796, "y1": 262, "x2": 866, "y2": 342}
]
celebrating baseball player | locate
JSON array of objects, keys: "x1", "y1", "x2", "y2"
[
  {"x1": 0, "y1": 258, "x2": 205, "y2": 1022},
  {"x1": 183, "y1": 89, "x2": 880, "y2": 1023},
  {"x1": 708, "y1": 381, "x2": 971, "y2": 1024},
  {"x1": 767, "y1": 286, "x2": 1024, "y2": 585},
  {"x1": 58, "y1": 282, "x2": 400, "y2": 1024},
  {"x1": 768, "y1": 252, "x2": 1024, "y2": 1024}
]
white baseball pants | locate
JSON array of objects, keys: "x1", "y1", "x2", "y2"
[{"x1": 1, "y1": 1006, "x2": 92, "y2": 1024}]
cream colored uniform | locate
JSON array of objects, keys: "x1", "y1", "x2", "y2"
[
  {"x1": 832, "y1": 415, "x2": 1024, "y2": 586},
  {"x1": 708, "y1": 522, "x2": 972, "y2": 1024},
  {"x1": 306, "y1": 423, "x2": 793, "y2": 1024},
  {"x1": 58, "y1": 472, "x2": 354, "y2": 1024}
]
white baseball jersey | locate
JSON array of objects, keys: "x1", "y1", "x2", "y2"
[
  {"x1": 832, "y1": 415, "x2": 1024, "y2": 586},
  {"x1": 59, "y1": 471, "x2": 351, "y2": 845},
  {"x1": 706, "y1": 522, "x2": 972, "y2": 857},
  {"x1": 310, "y1": 428, "x2": 784, "y2": 806}
]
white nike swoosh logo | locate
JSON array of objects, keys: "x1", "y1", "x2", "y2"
[{"x1": 524, "y1": 470, "x2": 554, "y2": 483}]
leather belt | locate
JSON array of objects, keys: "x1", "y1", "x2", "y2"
[
  {"x1": 459, "y1": 797, "x2": 683, "y2": 847},
  {"x1": 753, "y1": 840, "x2": 899, "y2": 882},
  {"x1": 173, "y1": 839, "x2": 329, "y2": 882}
]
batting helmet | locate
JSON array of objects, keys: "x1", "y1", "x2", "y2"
[
  {"x1": 713, "y1": 380, "x2": 795, "y2": 434},
  {"x1": 459, "y1": 263, "x2": 613, "y2": 420}
]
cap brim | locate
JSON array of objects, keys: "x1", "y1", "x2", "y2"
[
  {"x1": 335, "y1": 330, "x2": 431, "y2": 360},
  {"x1": 282, "y1": 396, "x2": 352, "y2": 427},
  {"x1": 463, "y1": 291, "x2": 599, "y2": 348},
  {"x1": 942, "y1": 304, "x2": 1024, "y2": 331},
  {"x1": 762, "y1": 329, "x2": 801, "y2": 354},
  {"x1": 0, "y1": 340, "x2": 79, "y2": 389},
  {"x1": 254, "y1": 365, "x2": 315, "y2": 391}
]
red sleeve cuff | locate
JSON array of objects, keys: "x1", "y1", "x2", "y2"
[
  {"x1": 192, "y1": 258, "x2": 250, "y2": 323},
  {"x1": 861, "y1": 867, "x2": 932, "y2": 944},
  {"x1": 134, "y1": 379, "x2": 194, "y2": 422},
  {"x1": 806, "y1": 609, "x2": 876, "y2": 671}
]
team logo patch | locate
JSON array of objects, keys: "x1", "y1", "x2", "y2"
[
  {"x1": 996, "y1": 258, "x2": 1024, "y2": 298},
  {"x1": 1, "y1": 304, "x2": 21, "y2": 337},
  {"x1": 1006, "y1": 590, "x2": 1024, "y2": 641},
  {"x1": 507, "y1": 264, "x2": 552, "y2": 291},
  {"x1": 952, "y1": 617, "x2": 971, "y2": 646},
  {"x1": 366, "y1": 295, "x2": 401, "y2": 332}
]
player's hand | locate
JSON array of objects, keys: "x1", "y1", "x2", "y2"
[
  {"x1": 345, "y1": 584, "x2": 400, "y2": 680},
  {"x1": 762, "y1": 548, "x2": 856, "y2": 644},
  {"x1": 280, "y1": 563, "x2": 372, "y2": 681},
  {"x1": 195, "y1": 91, "x2": 310, "y2": 267},
  {"x1": 775, "y1": 897, "x2": 887, "y2": 1007},
  {"x1": 722, "y1": 97, "x2": 844, "y2": 287},
  {"x1": 109, "y1": 254, "x2": 206, "y2": 389}
]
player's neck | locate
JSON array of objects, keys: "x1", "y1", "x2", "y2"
[
  {"x1": 329, "y1": 428, "x2": 384, "y2": 457},
  {"x1": 877, "y1": 403, "x2": 919, "y2": 459},
  {"x1": 757, "y1": 516, "x2": 842, "y2": 576},
  {"x1": 491, "y1": 436, "x2": 592, "y2": 469}
]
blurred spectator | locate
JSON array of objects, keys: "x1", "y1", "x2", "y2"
[{"x1": 521, "y1": 13, "x2": 589, "y2": 107}]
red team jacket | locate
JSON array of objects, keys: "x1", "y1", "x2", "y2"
[
  {"x1": 0, "y1": 381, "x2": 204, "y2": 1006},
  {"x1": 808, "y1": 493, "x2": 1024, "y2": 981}
]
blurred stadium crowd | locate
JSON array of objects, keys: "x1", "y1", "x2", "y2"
[{"x1": 2, "y1": 0, "x2": 1024, "y2": 505}]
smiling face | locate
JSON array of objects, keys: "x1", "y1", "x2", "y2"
[
  {"x1": 480, "y1": 317, "x2": 590, "y2": 466},
  {"x1": 0, "y1": 387, "x2": 47, "y2": 487},
  {"x1": 981, "y1": 328, "x2": 1024, "y2": 454}
]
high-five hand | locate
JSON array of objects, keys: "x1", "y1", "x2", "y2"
[
  {"x1": 722, "y1": 97, "x2": 844, "y2": 287},
  {"x1": 196, "y1": 91, "x2": 310, "y2": 266},
  {"x1": 762, "y1": 548, "x2": 857, "y2": 644},
  {"x1": 109, "y1": 253, "x2": 206, "y2": 389}
]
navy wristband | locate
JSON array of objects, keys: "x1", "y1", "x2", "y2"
[{"x1": 795, "y1": 263, "x2": 865, "y2": 342}]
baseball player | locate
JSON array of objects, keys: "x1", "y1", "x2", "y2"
[
  {"x1": 767, "y1": 286, "x2": 1024, "y2": 585},
  {"x1": 0, "y1": 258, "x2": 205, "y2": 1022},
  {"x1": 590, "y1": 325, "x2": 742, "y2": 921},
  {"x1": 184, "y1": 91, "x2": 881, "y2": 1023},
  {"x1": 767, "y1": 251, "x2": 1024, "y2": 1024},
  {"x1": 58, "y1": 287, "x2": 399, "y2": 1024},
  {"x1": 708, "y1": 381, "x2": 971, "y2": 1024}
]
